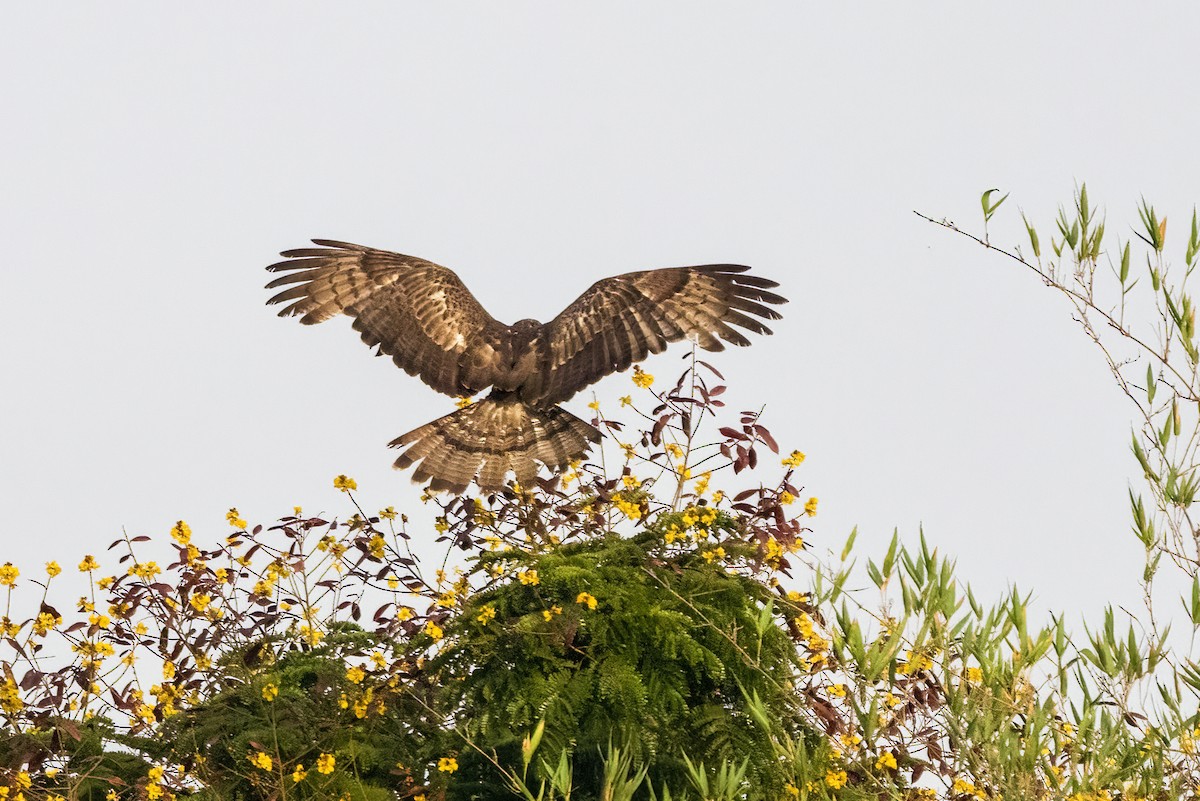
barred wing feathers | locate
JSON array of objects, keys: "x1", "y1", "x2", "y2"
[
  {"x1": 265, "y1": 240, "x2": 502, "y2": 398},
  {"x1": 523, "y1": 265, "x2": 787, "y2": 405}
]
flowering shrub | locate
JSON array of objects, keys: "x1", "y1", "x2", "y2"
[{"x1": 6, "y1": 203, "x2": 1200, "y2": 800}]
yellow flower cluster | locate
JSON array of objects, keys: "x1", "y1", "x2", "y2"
[
  {"x1": 225, "y1": 508, "x2": 248, "y2": 529},
  {"x1": 543, "y1": 605, "x2": 563, "y2": 621},
  {"x1": 631, "y1": 365, "x2": 653, "y2": 388},
  {"x1": 899, "y1": 649, "x2": 934, "y2": 675},
  {"x1": 0, "y1": 563, "x2": 18, "y2": 587},
  {"x1": 517, "y1": 569, "x2": 540, "y2": 586},
  {"x1": 438, "y1": 756, "x2": 458, "y2": 773},
  {"x1": 0, "y1": 678, "x2": 23, "y2": 714},
  {"x1": 952, "y1": 778, "x2": 988, "y2": 799},
  {"x1": 33, "y1": 611, "x2": 62, "y2": 637},
  {"x1": 804, "y1": 497, "x2": 818, "y2": 516},
  {"x1": 794, "y1": 612, "x2": 828, "y2": 669},
  {"x1": 782, "y1": 450, "x2": 806, "y2": 468},
  {"x1": 476, "y1": 605, "x2": 497, "y2": 625},
  {"x1": 824, "y1": 769, "x2": 847, "y2": 789},
  {"x1": 316, "y1": 753, "x2": 336, "y2": 774},
  {"x1": 333, "y1": 474, "x2": 357, "y2": 492},
  {"x1": 128, "y1": 561, "x2": 162, "y2": 580},
  {"x1": 613, "y1": 495, "x2": 642, "y2": 520},
  {"x1": 249, "y1": 751, "x2": 273, "y2": 770},
  {"x1": 170, "y1": 520, "x2": 192, "y2": 545},
  {"x1": 576, "y1": 592, "x2": 598, "y2": 610}
]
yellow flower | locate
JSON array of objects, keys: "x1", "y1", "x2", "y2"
[
  {"x1": 0, "y1": 563, "x2": 19, "y2": 587},
  {"x1": 778, "y1": 491, "x2": 795, "y2": 506},
  {"x1": 346, "y1": 666, "x2": 366, "y2": 684},
  {"x1": 619, "y1": 395, "x2": 632, "y2": 406},
  {"x1": 170, "y1": 520, "x2": 192, "y2": 545},
  {"x1": 0, "y1": 678, "x2": 24, "y2": 714},
  {"x1": 517, "y1": 570, "x2": 540, "y2": 586},
  {"x1": 128, "y1": 561, "x2": 161, "y2": 580},
  {"x1": 292, "y1": 763, "x2": 308, "y2": 783},
  {"x1": 225, "y1": 508, "x2": 248, "y2": 529},
  {"x1": 380, "y1": 506, "x2": 398, "y2": 521},
  {"x1": 262, "y1": 683, "x2": 279, "y2": 702},
  {"x1": 613, "y1": 495, "x2": 642, "y2": 520},
  {"x1": 316, "y1": 753, "x2": 335, "y2": 774},
  {"x1": 333, "y1": 474, "x2": 357, "y2": 492},
  {"x1": 875, "y1": 751, "x2": 897, "y2": 770},
  {"x1": 438, "y1": 756, "x2": 459, "y2": 774},
  {"x1": 476, "y1": 605, "x2": 497, "y2": 625},
  {"x1": 824, "y1": 769, "x2": 847, "y2": 789},
  {"x1": 45, "y1": 561, "x2": 61, "y2": 577},
  {"x1": 456, "y1": 396, "x2": 474, "y2": 409},
  {"x1": 966, "y1": 666, "x2": 983, "y2": 684},
  {"x1": 249, "y1": 751, "x2": 273, "y2": 770},
  {"x1": 33, "y1": 611, "x2": 61, "y2": 636},
  {"x1": 576, "y1": 592, "x2": 598, "y2": 610},
  {"x1": 299, "y1": 624, "x2": 324, "y2": 646},
  {"x1": 424, "y1": 620, "x2": 444, "y2": 641},
  {"x1": 782, "y1": 450, "x2": 806, "y2": 468},
  {"x1": 632, "y1": 365, "x2": 653, "y2": 388},
  {"x1": 189, "y1": 594, "x2": 212, "y2": 613},
  {"x1": 952, "y1": 779, "x2": 980, "y2": 797},
  {"x1": 587, "y1": 400, "x2": 600, "y2": 411},
  {"x1": 78, "y1": 555, "x2": 99, "y2": 572},
  {"x1": 804, "y1": 497, "x2": 818, "y2": 516},
  {"x1": 368, "y1": 534, "x2": 386, "y2": 559},
  {"x1": 543, "y1": 605, "x2": 563, "y2": 621},
  {"x1": 827, "y1": 683, "x2": 847, "y2": 698}
]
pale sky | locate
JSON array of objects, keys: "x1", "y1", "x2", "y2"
[{"x1": 4, "y1": 4, "x2": 1200, "y2": 625}]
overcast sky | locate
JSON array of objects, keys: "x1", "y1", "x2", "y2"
[{"x1": 4, "y1": 4, "x2": 1200, "y2": 626}]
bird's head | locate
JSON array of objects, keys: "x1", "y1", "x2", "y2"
[{"x1": 511, "y1": 318, "x2": 541, "y2": 337}]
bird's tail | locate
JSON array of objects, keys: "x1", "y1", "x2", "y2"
[{"x1": 390, "y1": 395, "x2": 600, "y2": 494}]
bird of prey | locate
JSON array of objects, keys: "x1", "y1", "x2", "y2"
[{"x1": 266, "y1": 240, "x2": 786, "y2": 494}]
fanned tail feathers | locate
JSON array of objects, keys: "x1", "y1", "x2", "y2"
[{"x1": 391, "y1": 396, "x2": 600, "y2": 493}]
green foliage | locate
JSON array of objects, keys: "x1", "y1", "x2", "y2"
[
  {"x1": 434, "y1": 533, "x2": 808, "y2": 796},
  {"x1": 157, "y1": 625, "x2": 433, "y2": 799}
]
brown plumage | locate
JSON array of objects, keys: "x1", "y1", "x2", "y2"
[{"x1": 266, "y1": 239, "x2": 787, "y2": 493}]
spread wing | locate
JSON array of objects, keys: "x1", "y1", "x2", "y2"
[
  {"x1": 265, "y1": 240, "x2": 505, "y2": 397},
  {"x1": 521, "y1": 265, "x2": 786, "y2": 405}
]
